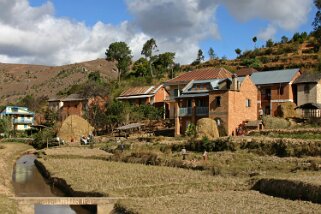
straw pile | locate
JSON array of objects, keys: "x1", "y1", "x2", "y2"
[
  {"x1": 57, "y1": 115, "x2": 94, "y2": 143},
  {"x1": 196, "y1": 118, "x2": 219, "y2": 140}
]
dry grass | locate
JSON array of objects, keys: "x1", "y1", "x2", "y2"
[
  {"x1": 39, "y1": 146, "x2": 321, "y2": 213},
  {"x1": 39, "y1": 158, "x2": 248, "y2": 197},
  {"x1": 43, "y1": 146, "x2": 112, "y2": 159},
  {"x1": 116, "y1": 191, "x2": 321, "y2": 214}
]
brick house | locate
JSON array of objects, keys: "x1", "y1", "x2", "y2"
[
  {"x1": 165, "y1": 67, "x2": 233, "y2": 119},
  {"x1": 174, "y1": 75, "x2": 257, "y2": 136},
  {"x1": 117, "y1": 85, "x2": 168, "y2": 106},
  {"x1": 250, "y1": 68, "x2": 301, "y2": 116},
  {"x1": 117, "y1": 85, "x2": 169, "y2": 117},
  {"x1": 59, "y1": 94, "x2": 88, "y2": 121},
  {"x1": 48, "y1": 94, "x2": 108, "y2": 121}
]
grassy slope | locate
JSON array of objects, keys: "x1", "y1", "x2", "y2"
[{"x1": 0, "y1": 143, "x2": 32, "y2": 213}]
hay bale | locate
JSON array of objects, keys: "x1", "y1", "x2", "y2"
[
  {"x1": 57, "y1": 115, "x2": 94, "y2": 143},
  {"x1": 196, "y1": 118, "x2": 219, "y2": 140},
  {"x1": 276, "y1": 102, "x2": 298, "y2": 118}
]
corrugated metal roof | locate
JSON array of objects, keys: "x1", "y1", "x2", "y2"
[
  {"x1": 293, "y1": 72, "x2": 321, "y2": 84},
  {"x1": 119, "y1": 86, "x2": 154, "y2": 97},
  {"x1": 165, "y1": 67, "x2": 232, "y2": 84},
  {"x1": 250, "y1": 68, "x2": 300, "y2": 85},
  {"x1": 178, "y1": 93, "x2": 209, "y2": 98}
]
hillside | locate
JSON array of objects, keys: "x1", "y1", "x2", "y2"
[
  {"x1": 0, "y1": 59, "x2": 117, "y2": 105},
  {"x1": 184, "y1": 37, "x2": 320, "y2": 72}
]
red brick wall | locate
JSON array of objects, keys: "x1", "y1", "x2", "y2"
[
  {"x1": 209, "y1": 76, "x2": 257, "y2": 135},
  {"x1": 154, "y1": 87, "x2": 169, "y2": 103},
  {"x1": 227, "y1": 76, "x2": 257, "y2": 135},
  {"x1": 60, "y1": 101, "x2": 85, "y2": 121}
]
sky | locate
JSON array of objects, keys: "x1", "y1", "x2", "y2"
[{"x1": 0, "y1": 0, "x2": 317, "y2": 66}]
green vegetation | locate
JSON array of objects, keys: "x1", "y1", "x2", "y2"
[
  {"x1": 32, "y1": 128, "x2": 56, "y2": 149},
  {"x1": 105, "y1": 41, "x2": 132, "y2": 83},
  {"x1": 0, "y1": 117, "x2": 11, "y2": 137}
]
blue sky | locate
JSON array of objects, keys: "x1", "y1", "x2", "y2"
[{"x1": 0, "y1": 0, "x2": 317, "y2": 65}]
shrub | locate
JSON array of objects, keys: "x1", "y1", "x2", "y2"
[
  {"x1": 185, "y1": 123, "x2": 196, "y2": 138},
  {"x1": 31, "y1": 128, "x2": 56, "y2": 149},
  {"x1": 262, "y1": 116, "x2": 290, "y2": 129}
]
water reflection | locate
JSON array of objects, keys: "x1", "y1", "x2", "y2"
[{"x1": 12, "y1": 154, "x2": 95, "y2": 214}]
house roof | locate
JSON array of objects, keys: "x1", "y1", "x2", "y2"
[
  {"x1": 235, "y1": 68, "x2": 257, "y2": 77},
  {"x1": 119, "y1": 86, "x2": 154, "y2": 97},
  {"x1": 250, "y1": 68, "x2": 300, "y2": 85},
  {"x1": 296, "y1": 102, "x2": 321, "y2": 109},
  {"x1": 165, "y1": 67, "x2": 232, "y2": 84},
  {"x1": 61, "y1": 94, "x2": 86, "y2": 102},
  {"x1": 293, "y1": 72, "x2": 321, "y2": 84},
  {"x1": 0, "y1": 106, "x2": 34, "y2": 116}
]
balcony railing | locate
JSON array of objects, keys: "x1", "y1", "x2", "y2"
[
  {"x1": 196, "y1": 107, "x2": 209, "y2": 116},
  {"x1": 165, "y1": 95, "x2": 178, "y2": 101},
  {"x1": 179, "y1": 107, "x2": 192, "y2": 116},
  {"x1": 13, "y1": 118, "x2": 33, "y2": 124}
]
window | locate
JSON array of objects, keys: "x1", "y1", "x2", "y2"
[
  {"x1": 216, "y1": 96, "x2": 221, "y2": 107},
  {"x1": 304, "y1": 84, "x2": 310, "y2": 94},
  {"x1": 279, "y1": 86, "x2": 284, "y2": 95},
  {"x1": 174, "y1": 89, "x2": 179, "y2": 97},
  {"x1": 246, "y1": 99, "x2": 251, "y2": 107},
  {"x1": 24, "y1": 125, "x2": 28, "y2": 129}
]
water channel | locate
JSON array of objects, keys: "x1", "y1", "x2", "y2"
[{"x1": 12, "y1": 154, "x2": 96, "y2": 214}]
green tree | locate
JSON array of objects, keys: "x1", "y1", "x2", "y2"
[
  {"x1": 141, "y1": 38, "x2": 158, "y2": 77},
  {"x1": 191, "y1": 49, "x2": 205, "y2": 65},
  {"x1": 88, "y1": 71, "x2": 102, "y2": 83},
  {"x1": 153, "y1": 52, "x2": 175, "y2": 77},
  {"x1": 266, "y1": 39, "x2": 274, "y2": 48},
  {"x1": 208, "y1": 47, "x2": 216, "y2": 60},
  {"x1": 32, "y1": 128, "x2": 56, "y2": 149},
  {"x1": 44, "y1": 109, "x2": 58, "y2": 127},
  {"x1": 105, "y1": 41, "x2": 132, "y2": 83},
  {"x1": 132, "y1": 57, "x2": 149, "y2": 77},
  {"x1": 252, "y1": 36, "x2": 257, "y2": 48},
  {"x1": 313, "y1": 0, "x2": 321, "y2": 44},
  {"x1": 0, "y1": 118, "x2": 11, "y2": 136},
  {"x1": 281, "y1": 36, "x2": 289, "y2": 44},
  {"x1": 105, "y1": 100, "x2": 130, "y2": 132},
  {"x1": 235, "y1": 48, "x2": 242, "y2": 57}
]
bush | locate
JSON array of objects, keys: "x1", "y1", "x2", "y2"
[
  {"x1": 185, "y1": 123, "x2": 196, "y2": 138},
  {"x1": 262, "y1": 116, "x2": 290, "y2": 129},
  {"x1": 31, "y1": 128, "x2": 56, "y2": 149}
]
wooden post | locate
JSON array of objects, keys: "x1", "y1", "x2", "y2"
[
  {"x1": 192, "y1": 98, "x2": 196, "y2": 124},
  {"x1": 175, "y1": 101, "x2": 180, "y2": 136}
]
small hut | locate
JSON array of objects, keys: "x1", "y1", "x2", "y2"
[{"x1": 296, "y1": 103, "x2": 321, "y2": 118}]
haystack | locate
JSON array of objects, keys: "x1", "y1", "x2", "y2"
[
  {"x1": 196, "y1": 118, "x2": 219, "y2": 140},
  {"x1": 276, "y1": 102, "x2": 298, "y2": 118},
  {"x1": 58, "y1": 115, "x2": 94, "y2": 143}
]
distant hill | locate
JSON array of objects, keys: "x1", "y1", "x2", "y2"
[{"x1": 0, "y1": 59, "x2": 118, "y2": 105}]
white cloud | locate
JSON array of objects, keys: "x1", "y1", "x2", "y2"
[
  {"x1": 221, "y1": 0, "x2": 312, "y2": 30},
  {"x1": 0, "y1": 0, "x2": 314, "y2": 65},
  {"x1": 257, "y1": 24, "x2": 277, "y2": 40}
]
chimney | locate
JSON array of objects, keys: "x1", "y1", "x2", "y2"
[{"x1": 231, "y1": 73, "x2": 238, "y2": 91}]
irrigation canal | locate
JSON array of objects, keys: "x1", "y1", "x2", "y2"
[{"x1": 12, "y1": 154, "x2": 96, "y2": 214}]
